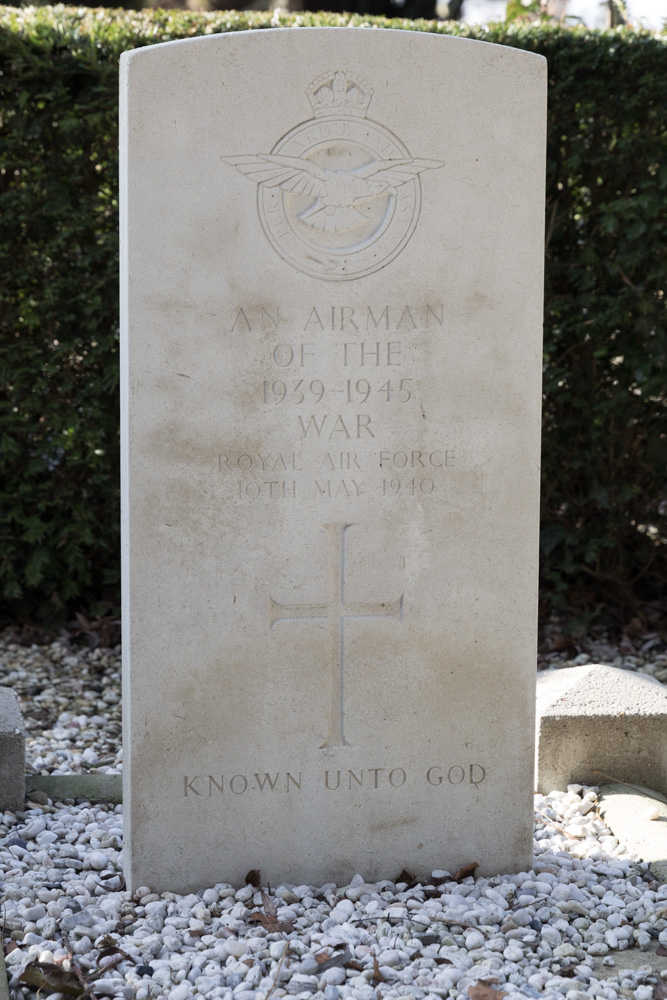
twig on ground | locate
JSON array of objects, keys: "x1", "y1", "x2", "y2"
[
  {"x1": 62, "y1": 932, "x2": 98, "y2": 999},
  {"x1": 261, "y1": 940, "x2": 289, "y2": 1000},
  {"x1": 592, "y1": 771, "x2": 667, "y2": 805},
  {"x1": 535, "y1": 808, "x2": 571, "y2": 837}
]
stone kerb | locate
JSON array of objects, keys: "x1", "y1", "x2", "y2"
[
  {"x1": 0, "y1": 686, "x2": 25, "y2": 812},
  {"x1": 536, "y1": 663, "x2": 667, "y2": 796}
]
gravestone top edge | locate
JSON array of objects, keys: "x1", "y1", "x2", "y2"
[{"x1": 119, "y1": 26, "x2": 548, "y2": 69}]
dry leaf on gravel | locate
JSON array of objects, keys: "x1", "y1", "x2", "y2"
[
  {"x1": 548, "y1": 634, "x2": 576, "y2": 653},
  {"x1": 372, "y1": 955, "x2": 386, "y2": 982},
  {"x1": 315, "y1": 945, "x2": 352, "y2": 971},
  {"x1": 99, "y1": 871, "x2": 126, "y2": 889},
  {"x1": 395, "y1": 868, "x2": 416, "y2": 884},
  {"x1": 431, "y1": 874, "x2": 453, "y2": 886},
  {"x1": 20, "y1": 961, "x2": 82, "y2": 997},
  {"x1": 97, "y1": 944, "x2": 136, "y2": 965},
  {"x1": 468, "y1": 981, "x2": 508, "y2": 1000},
  {"x1": 453, "y1": 862, "x2": 479, "y2": 881},
  {"x1": 249, "y1": 890, "x2": 294, "y2": 933}
]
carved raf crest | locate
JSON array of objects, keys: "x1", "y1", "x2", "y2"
[{"x1": 223, "y1": 70, "x2": 444, "y2": 280}]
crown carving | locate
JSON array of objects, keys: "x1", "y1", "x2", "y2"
[{"x1": 307, "y1": 70, "x2": 373, "y2": 119}]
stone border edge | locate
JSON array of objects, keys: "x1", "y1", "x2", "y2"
[
  {"x1": 0, "y1": 947, "x2": 9, "y2": 1000},
  {"x1": 25, "y1": 773, "x2": 122, "y2": 804}
]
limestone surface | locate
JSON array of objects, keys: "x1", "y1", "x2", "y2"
[{"x1": 120, "y1": 27, "x2": 547, "y2": 892}]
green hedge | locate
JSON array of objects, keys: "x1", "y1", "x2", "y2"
[{"x1": 1, "y1": 7, "x2": 665, "y2": 627}]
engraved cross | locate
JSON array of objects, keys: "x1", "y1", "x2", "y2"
[{"x1": 270, "y1": 523, "x2": 403, "y2": 748}]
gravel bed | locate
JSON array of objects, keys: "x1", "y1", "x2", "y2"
[
  {"x1": 2, "y1": 632, "x2": 667, "y2": 1000},
  {"x1": 1, "y1": 639, "x2": 122, "y2": 776},
  {"x1": 3, "y1": 788, "x2": 667, "y2": 1000}
]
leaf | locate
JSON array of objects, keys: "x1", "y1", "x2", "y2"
[
  {"x1": 505, "y1": 0, "x2": 541, "y2": 19},
  {"x1": 99, "y1": 871, "x2": 125, "y2": 887},
  {"x1": 249, "y1": 910, "x2": 278, "y2": 932},
  {"x1": 245, "y1": 869, "x2": 261, "y2": 887},
  {"x1": 249, "y1": 891, "x2": 293, "y2": 933},
  {"x1": 559, "y1": 965, "x2": 578, "y2": 977},
  {"x1": 315, "y1": 945, "x2": 352, "y2": 971},
  {"x1": 453, "y1": 863, "x2": 479, "y2": 882},
  {"x1": 19, "y1": 961, "x2": 82, "y2": 996},
  {"x1": 549, "y1": 633, "x2": 575, "y2": 652},
  {"x1": 431, "y1": 874, "x2": 453, "y2": 886},
  {"x1": 97, "y1": 944, "x2": 136, "y2": 964},
  {"x1": 656, "y1": 944, "x2": 667, "y2": 957},
  {"x1": 372, "y1": 955, "x2": 386, "y2": 982},
  {"x1": 89, "y1": 954, "x2": 122, "y2": 980},
  {"x1": 468, "y1": 983, "x2": 508, "y2": 1000},
  {"x1": 654, "y1": 983, "x2": 667, "y2": 1000},
  {"x1": 94, "y1": 934, "x2": 120, "y2": 950},
  {"x1": 395, "y1": 868, "x2": 415, "y2": 884}
]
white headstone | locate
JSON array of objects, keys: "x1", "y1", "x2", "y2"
[{"x1": 120, "y1": 27, "x2": 546, "y2": 893}]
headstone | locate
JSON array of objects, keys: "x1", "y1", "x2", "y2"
[
  {"x1": 120, "y1": 27, "x2": 547, "y2": 893},
  {"x1": 536, "y1": 664, "x2": 667, "y2": 796},
  {"x1": 0, "y1": 687, "x2": 25, "y2": 812}
]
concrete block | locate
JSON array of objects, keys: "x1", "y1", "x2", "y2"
[
  {"x1": 536, "y1": 664, "x2": 667, "y2": 796},
  {"x1": 0, "y1": 686, "x2": 25, "y2": 811}
]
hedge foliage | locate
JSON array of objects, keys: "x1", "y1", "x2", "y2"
[{"x1": 1, "y1": 7, "x2": 666, "y2": 627}]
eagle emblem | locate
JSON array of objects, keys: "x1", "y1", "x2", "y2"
[
  {"x1": 223, "y1": 70, "x2": 444, "y2": 281},
  {"x1": 224, "y1": 153, "x2": 444, "y2": 235}
]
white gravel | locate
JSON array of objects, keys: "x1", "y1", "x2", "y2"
[
  {"x1": 3, "y1": 789, "x2": 667, "y2": 1000},
  {"x1": 2, "y1": 632, "x2": 667, "y2": 1000},
  {"x1": 2, "y1": 639, "x2": 122, "y2": 776}
]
